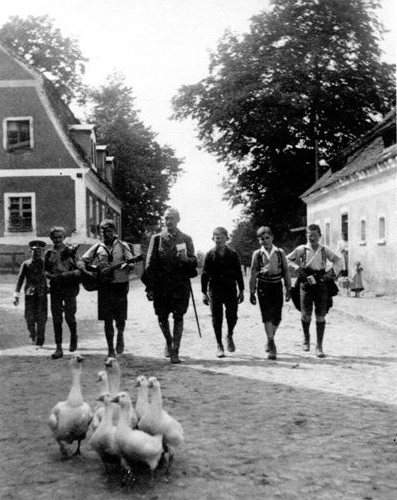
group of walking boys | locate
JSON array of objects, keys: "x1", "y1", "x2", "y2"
[{"x1": 14, "y1": 207, "x2": 341, "y2": 362}]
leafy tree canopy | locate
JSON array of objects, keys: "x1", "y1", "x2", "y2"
[
  {"x1": 173, "y1": 0, "x2": 395, "y2": 238},
  {"x1": 88, "y1": 73, "x2": 183, "y2": 240},
  {"x1": 0, "y1": 15, "x2": 87, "y2": 104}
]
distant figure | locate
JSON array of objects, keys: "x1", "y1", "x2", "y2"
[
  {"x1": 144, "y1": 208, "x2": 197, "y2": 364},
  {"x1": 337, "y1": 237, "x2": 349, "y2": 277},
  {"x1": 13, "y1": 240, "x2": 48, "y2": 347},
  {"x1": 81, "y1": 219, "x2": 134, "y2": 358},
  {"x1": 201, "y1": 227, "x2": 244, "y2": 358},
  {"x1": 45, "y1": 227, "x2": 81, "y2": 359},
  {"x1": 249, "y1": 226, "x2": 291, "y2": 360},
  {"x1": 351, "y1": 262, "x2": 364, "y2": 298},
  {"x1": 287, "y1": 224, "x2": 341, "y2": 358}
]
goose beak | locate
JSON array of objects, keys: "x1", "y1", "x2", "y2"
[
  {"x1": 75, "y1": 355, "x2": 84, "y2": 363},
  {"x1": 96, "y1": 395, "x2": 105, "y2": 402},
  {"x1": 105, "y1": 357, "x2": 115, "y2": 367},
  {"x1": 111, "y1": 396, "x2": 120, "y2": 403}
]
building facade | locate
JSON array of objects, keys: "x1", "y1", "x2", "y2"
[
  {"x1": 302, "y1": 111, "x2": 396, "y2": 294},
  {"x1": 0, "y1": 43, "x2": 122, "y2": 264}
]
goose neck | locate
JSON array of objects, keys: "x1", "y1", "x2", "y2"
[{"x1": 67, "y1": 369, "x2": 83, "y2": 405}]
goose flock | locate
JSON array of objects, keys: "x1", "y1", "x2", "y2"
[{"x1": 48, "y1": 355, "x2": 184, "y2": 483}]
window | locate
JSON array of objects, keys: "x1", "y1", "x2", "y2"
[
  {"x1": 341, "y1": 213, "x2": 348, "y2": 241},
  {"x1": 4, "y1": 193, "x2": 36, "y2": 235},
  {"x1": 359, "y1": 218, "x2": 367, "y2": 245},
  {"x1": 378, "y1": 216, "x2": 386, "y2": 244},
  {"x1": 3, "y1": 117, "x2": 33, "y2": 152},
  {"x1": 325, "y1": 221, "x2": 331, "y2": 246}
]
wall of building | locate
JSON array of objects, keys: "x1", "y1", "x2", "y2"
[
  {"x1": 0, "y1": 175, "x2": 76, "y2": 241},
  {"x1": 307, "y1": 165, "x2": 397, "y2": 294}
]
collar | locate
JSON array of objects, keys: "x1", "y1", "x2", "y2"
[
  {"x1": 261, "y1": 245, "x2": 276, "y2": 259},
  {"x1": 304, "y1": 243, "x2": 323, "y2": 253}
]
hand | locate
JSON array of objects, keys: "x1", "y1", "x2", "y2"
[
  {"x1": 202, "y1": 293, "x2": 210, "y2": 306},
  {"x1": 146, "y1": 290, "x2": 154, "y2": 301},
  {"x1": 250, "y1": 293, "x2": 257, "y2": 305},
  {"x1": 177, "y1": 250, "x2": 188, "y2": 262},
  {"x1": 285, "y1": 289, "x2": 291, "y2": 302},
  {"x1": 323, "y1": 269, "x2": 336, "y2": 282},
  {"x1": 76, "y1": 260, "x2": 86, "y2": 270},
  {"x1": 237, "y1": 291, "x2": 244, "y2": 304},
  {"x1": 13, "y1": 297, "x2": 19, "y2": 306}
]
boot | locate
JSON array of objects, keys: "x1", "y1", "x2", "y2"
[
  {"x1": 69, "y1": 322, "x2": 78, "y2": 352},
  {"x1": 216, "y1": 343, "x2": 225, "y2": 358},
  {"x1": 267, "y1": 338, "x2": 277, "y2": 360},
  {"x1": 226, "y1": 331, "x2": 236, "y2": 352},
  {"x1": 51, "y1": 344, "x2": 63, "y2": 359},
  {"x1": 105, "y1": 321, "x2": 116, "y2": 358},
  {"x1": 36, "y1": 321, "x2": 46, "y2": 347},
  {"x1": 52, "y1": 325, "x2": 63, "y2": 358},
  {"x1": 301, "y1": 320, "x2": 311, "y2": 351},
  {"x1": 116, "y1": 330, "x2": 125, "y2": 355},
  {"x1": 316, "y1": 321, "x2": 325, "y2": 358},
  {"x1": 170, "y1": 318, "x2": 183, "y2": 364},
  {"x1": 159, "y1": 318, "x2": 173, "y2": 358}
]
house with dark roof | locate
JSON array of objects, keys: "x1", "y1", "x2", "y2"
[
  {"x1": 301, "y1": 110, "x2": 396, "y2": 294},
  {"x1": 0, "y1": 43, "x2": 122, "y2": 263}
]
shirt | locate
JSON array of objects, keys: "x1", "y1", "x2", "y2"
[
  {"x1": 249, "y1": 246, "x2": 291, "y2": 294},
  {"x1": 15, "y1": 258, "x2": 47, "y2": 297},
  {"x1": 287, "y1": 244, "x2": 342, "y2": 274},
  {"x1": 82, "y1": 238, "x2": 133, "y2": 283},
  {"x1": 201, "y1": 246, "x2": 244, "y2": 294}
]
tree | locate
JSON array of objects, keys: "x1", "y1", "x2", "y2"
[
  {"x1": 88, "y1": 73, "x2": 183, "y2": 239},
  {"x1": 0, "y1": 15, "x2": 87, "y2": 104},
  {"x1": 229, "y1": 219, "x2": 258, "y2": 267},
  {"x1": 172, "y1": 0, "x2": 396, "y2": 239}
]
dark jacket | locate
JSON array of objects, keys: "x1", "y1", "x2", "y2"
[
  {"x1": 144, "y1": 228, "x2": 197, "y2": 295},
  {"x1": 201, "y1": 246, "x2": 244, "y2": 294}
]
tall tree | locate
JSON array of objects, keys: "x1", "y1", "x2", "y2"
[
  {"x1": 173, "y1": 0, "x2": 395, "y2": 238},
  {"x1": 88, "y1": 73, "x2": 183, "y2": 239},
  {"x1": 0, "y1": 15, "x2": 87, "y2": 104}
]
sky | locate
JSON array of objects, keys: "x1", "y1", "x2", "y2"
[{"x1": 0, "y1": 0, "x2": 395, "y2": 251}]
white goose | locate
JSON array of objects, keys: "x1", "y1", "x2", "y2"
[
  {"x1": 89, "y1": 393, "x2": 120, "y2": 471},
  {"x1": 105, "y1": 357, "x2": 138, "y2": 428},
  {"x1": 135, "y1": 375, "x2": 150, "y2": 422},
  {"x1": 112, "y1": 392, "x2": 163, "y2": 479},
  {"x1": 138, "y1": 376, "x2": 184, "y2": 470},
  {"x1": 91, "y1": 370, "x2": 110, "y2": 431},
  {"x1": 48, "y1": 355, "x2": 93, "y2": 457}
]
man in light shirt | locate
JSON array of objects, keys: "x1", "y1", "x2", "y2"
[{"x1": 287, "y1": 224, "x2": 341, "y2": 358}]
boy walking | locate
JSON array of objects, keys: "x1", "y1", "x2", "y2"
[
  {"x1": 13, "y1": 240, "x2": 48, "y2": 347},
  {"x1": 201, "y1": 227, "x2": 244, "y2": 358}
]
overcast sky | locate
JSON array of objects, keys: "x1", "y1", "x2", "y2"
[{"x1": 0, "y1": 0, "x2": 395, "y2": 251}]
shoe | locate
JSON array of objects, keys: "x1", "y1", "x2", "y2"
[
  {"x1": 69, "y1": 335, "x2": 78, "y2": 352},
  {"x1": 51, "y1": 348, "x2": 63, "y2": 359},
  {"x1": 316, "y1": 345, "x2": 325, "y2": 358},
  {"x1": 302, "y1": 342, "x2": 310, "y2": 352},
  {"x1": 29, "y1": 333, "x2": 36, "y2": 344},
  {"x1": 164, "y1": 344, "x2": 171, "y2": 358},
  {"x1": 265, "y1": 341, "x2": 269, "y2": 353},
  {"x1": 35, "y1": 339, "x2": 44, "y2": 347},
  {"x1": 216, "y1": 345, "x2": 225, "y2": 358},
  {"x1": 116, "y1": 335, "x2": 124, "y2": 355},
  {"x1": 267, "y1": 339, "x2": 277, "y2": 360},
  {"x1": 170, "y1": 348, "x2": 181, "y2": 364},
  {"x1": 226, "y1": 336, "x2": 236, "y2": 352},
  {"x1": 108, "y1": 348, "x2": 116, "y2": 358}
]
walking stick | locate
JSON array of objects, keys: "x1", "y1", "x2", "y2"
[{"x1": 189, "y1": 281, "x2": 202, "y2": 338}]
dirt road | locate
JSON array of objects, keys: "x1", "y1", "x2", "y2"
[{"x1": 1, "y1": 276, "x2": 397, "y2": 499}]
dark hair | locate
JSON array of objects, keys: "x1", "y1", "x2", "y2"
[
  {"x1": 257, "y1": 226, "x2": 273, "y2": 237},
  {"x1": 213, "y1": 226, "x2": 229, "y2": 238},
  {"x1": 307, "y1": 224, "x2": 321, "y2": 236}
]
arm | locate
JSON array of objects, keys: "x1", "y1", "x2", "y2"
[
  {"x1": 280, "y1": 250, "x2": 291, "y2": 301},
  {"x1": 201, "y1": 252, "x2": 211, "y2": 305},
  {"x1": 286, "y1": 247, "x2": 301, "y2": 272},
  {"x1": 233, "y1": 252, "x2": 245, "y2": 304},
  {"x1": 14, "y1": 262, "x2": 27, "y2": 305},
  {"x1": 249, "y1": 251, "x2": 259, "y2": 304},
  {"x1": 324, "y1": 247, "x2": 342, "y2": 278}
]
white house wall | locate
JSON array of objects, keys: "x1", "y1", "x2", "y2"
[{"x1": 306, "y1": 164, "x2": 397, "y2": 293}]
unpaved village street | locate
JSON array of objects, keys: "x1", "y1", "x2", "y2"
[{"x1": 1, "y1": 274, "x2": 397, "y2": 500}]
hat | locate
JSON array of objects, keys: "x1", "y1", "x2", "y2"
[
  {"x1": 99, "y1": 219, "x2": 116, "y2": 230},
  {"x1": 29, "y1": 240, "x2": 46, "y2": 249}
]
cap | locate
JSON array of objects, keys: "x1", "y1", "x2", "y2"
[{"x1": 29, "y1": 240, "x2": 46, "y2": 249}]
